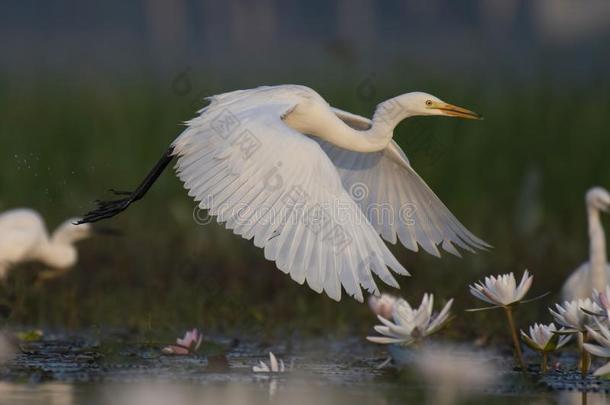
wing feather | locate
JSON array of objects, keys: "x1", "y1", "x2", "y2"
[
  {"x1": 173, "y1": 97, "x2": 408, "y2": 302},
  {"x1": 324, "y1": 108, "x2": 490, "y2": 257}
]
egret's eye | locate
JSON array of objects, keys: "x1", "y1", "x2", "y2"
[{"x1": 425, "y1": 100, "x2": 433, "y2": 106}]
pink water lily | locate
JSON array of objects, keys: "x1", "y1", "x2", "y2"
[
  {"x1": 592, "y1": 286, "x2": 610, "y2": 319},
  {"x1": 368, "y1": 293, "x2": 398, "y2": 319},
  {"x1": 162, "y1": 328, "x2": 203, "y2": 355},
  {"x1": 367, "y1": 294, "x2": 453, "y2": 347}
]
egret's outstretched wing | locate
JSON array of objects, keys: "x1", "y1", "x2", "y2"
[
  {"x1": 171, "y1": 100, "x2": 408, "y2": 302},
  {"x1": 322, "y1": 108, "x2": 490, "y2": 257}
]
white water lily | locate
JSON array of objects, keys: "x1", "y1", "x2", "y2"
[
  {"x1": 367, "y1": 294, "x2": 453, "y2": 346},
  {"x1": 584, "y1": 318, "x2": 610, "y2": 376},
  {"x1": 549, "y1": 298, "x2": 602, "y2": 332},
  {"x1": 368, "y1": 293, "x2": 398, "y2": 319},
  {"x1": 551, "y1": 298, "x2": 605, "y2": 376},
  {"x1": 468, "y1": 270, "x2": 535, "y2": 370},
  {"x1": 520, "y1": 322, "x2": 571, "y2": 373},
  {"x1": 521, "y1": 323, "x2": 571, "y2": 352},
  {"x1": 252, "y1": 352, "x2": 285, "y2": 373},
  {"x1": 469, "y1": 270, "x2": 533, "y2": 307}
]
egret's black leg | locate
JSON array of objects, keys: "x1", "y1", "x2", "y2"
[
  {"x1": 77, "y1": 146, "x2": 175, "y2": 224},
  {"x1": 108, "y1": 189, "x2": 133, "y2": 196}
]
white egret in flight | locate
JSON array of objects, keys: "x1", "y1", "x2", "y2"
[
  {"x1": 79, "y1": 85, "x2": 489, "y2": 301},
  {"x1": 562, "y1": 187, "x2": 610, "y2": 300},
  {"x1": 0, "y1": 209, "x2": 99, "y2": 280}
]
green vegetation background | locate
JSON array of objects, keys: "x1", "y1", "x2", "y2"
[{"x1": 0, "y1": 65, "x2": 609, "y2": 342}]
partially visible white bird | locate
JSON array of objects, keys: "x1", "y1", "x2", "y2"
[
  {"x1": 0, "y1": 208, "x2": 94, "y2": 280},
  {"x1": 562, "y1": 187, "x2": 610, "y2": 300},
  {"x1": 78, "y1": 85, "x2": 489, "y2": 302}
]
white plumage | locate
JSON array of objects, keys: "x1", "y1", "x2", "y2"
[
  {"x1": 0, "y1": 208, "x2": 92, "y2": 279},
  {"x1": 562, "y1": 187, "x2": 610, "y2": 300},
  {"x1": 81, "y1": 84, "x2": 488, "y2": 302}
]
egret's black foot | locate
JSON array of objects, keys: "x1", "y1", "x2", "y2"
[
  {"x1": 77, "y1": 146, "x2": 176, "y2": 225},
  {"x1": 77, "y1": 195, "x2": 133, "y2": 224}
]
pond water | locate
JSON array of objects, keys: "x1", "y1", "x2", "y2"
[{"x1": 0, "y1": 333, "x2": 608, "y2": 405}]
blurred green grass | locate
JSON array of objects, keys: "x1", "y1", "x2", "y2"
[{"x1": 0, "y1": 68, "x2": 609, "y2": 342}]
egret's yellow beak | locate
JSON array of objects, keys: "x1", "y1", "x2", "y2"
[{"x1": 430, "y1": 101, "x2": 482, "y2": 120}]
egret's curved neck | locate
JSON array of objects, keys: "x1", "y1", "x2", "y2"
[
  {"x1": 588, "y1": 205, "x2": 608, "y2": 290},
  {"x1": 363, "y1": 99, "x2": 414, "y2": 152},
  {"x1": 348, "y1": 98, "x2": 413, "y2": 152},
  {"x1": 293, "y1": 97, "x2": 412, "y2": 153}
]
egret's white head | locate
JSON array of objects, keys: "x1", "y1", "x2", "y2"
[
  {"x1": 587, "y1": 187, "x2": 610, "y2": 212},
  {"x1": 392, "y1": 92, "x2": 482, "y2": 120},
  {"x1": 52, "y1": 219, "x2": 94, "y2": 245},
  {"x1": 54, "y1": 218, "x2": 121, "y2": 246}
]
